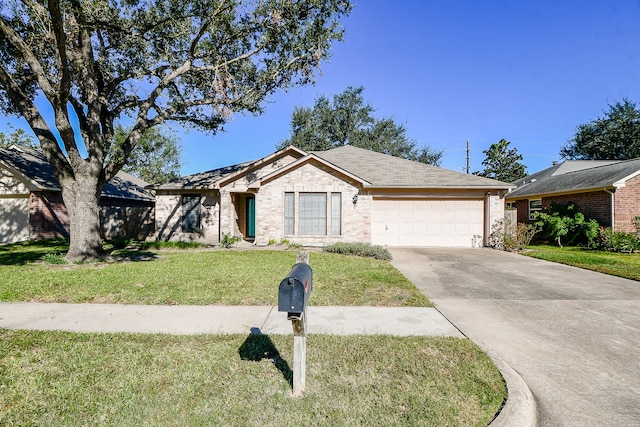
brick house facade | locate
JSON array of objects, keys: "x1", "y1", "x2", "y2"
[
  {"x1": 507, "y1": 159, "x2": 640, "y2": 232},
  {"x1": 153, "y1": 146, "x2": 513, "y2": 247},
  {"x1": 0, "y1": 145, "x2": 155, "y2": 244}
]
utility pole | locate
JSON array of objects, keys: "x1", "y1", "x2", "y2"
[{"x1": 465, "y1": 140, "x2": 470, "y2": 174}]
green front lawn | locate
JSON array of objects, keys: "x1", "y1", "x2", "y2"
[
  {"x1": 0, "y1": 329, "x2": 505, "y2": 426},
  {"x1": 0, "y1": 242, "x2": 429, "y2": 307},
  {"x1": 524, "y1": 245, "x2": 640, "y2": 281},
  {"x1": 0, "y1": 242, "x2": 507, "y2": 425}
]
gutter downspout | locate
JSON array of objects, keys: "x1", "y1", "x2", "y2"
[
  {"x1": 484, "y1": 192, "x2": 491, "y2": 247},
  {"x1": 604, "y1": 188, "x2": 615, "y2": 231}
]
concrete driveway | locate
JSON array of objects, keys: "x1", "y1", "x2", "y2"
[{"x1": 389, "y1": 247, "x2": 640, "y2": 427}]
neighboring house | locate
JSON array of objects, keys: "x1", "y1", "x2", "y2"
[
  {"x1": 153, "y1": 145, "x2": 514, "y2": 247},
  {"x1": 0, "y1": 145, "x2": 155, "y2": 244},
  {"x1": 506, "y1": 158, "x2": 640, "y2": 232}
]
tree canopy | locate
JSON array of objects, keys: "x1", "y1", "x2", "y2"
[
  {"x1": 0, "y1": 0, "x2": 351, "y2": 261},
  {"x1": 277, "y1": 86, "x2": 444, "y2": 166},
  {"x1": 0, "y1": 127, "x2": 38, "y2": 149},
  {"x1": 473, "y1": 139, "x2": 527, "y2": 182},
  {"x1": 561, "y1": 98, "x2": 640, "y2": 160},
  {"x1": 114, "y1": 125, "x2": 182, "y2": 184}
]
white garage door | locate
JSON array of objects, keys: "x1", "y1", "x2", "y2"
[
  {"x1": 0, "y1": 196, "x2": 29, "y2": 244},
  {"x1": 372, "y1": 199, "x2": 484, "y2": 247}
]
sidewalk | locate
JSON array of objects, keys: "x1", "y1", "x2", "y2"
[{"x1": 0, "y1": 302, "x2": 464, "y2": 337}]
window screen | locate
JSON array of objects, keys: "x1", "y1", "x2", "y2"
[
  {"x1": 331, "y1": 192, "x2": 341, "y2": 235},
  {"x1": 182, "y1": 195, "x2": 201, "y2": 233},
  {"x1": 299, "y1": 193, "x2": 327, "y2": 235},
  {"x1": 528, "y1": 199, "x2": 542, "y2": 220},
  {"x1": 284, "y1": 192, "x2": 295, "y2": 235}
]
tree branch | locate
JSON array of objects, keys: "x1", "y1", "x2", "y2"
[
  {"x1": 0, "y1": 64, "x2": 73, "y2": 179},
  {"x1": 0, "y1": 16, "x2": 56, "y2": 99}
]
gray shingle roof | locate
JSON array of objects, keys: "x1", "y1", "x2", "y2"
[
  {"x1": 508, "y1": 158, "x2": 640, "y2": 199},
  {"x1": 154, "y1": 161, "x2": 254, "y2": 189},
  {"x1": 0, "y1": 145, "x2": 154, "y2": 202},
  {"x1": 313, "y1": 145, "x2": 514, "y2": 188}
]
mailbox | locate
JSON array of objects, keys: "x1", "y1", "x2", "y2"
[{"x1": 278, "y1": 262, "x2": 313, "y2": 315}]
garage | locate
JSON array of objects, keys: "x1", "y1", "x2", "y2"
[{"x1": 372, "y1": 198, "x2": 485, "y2": 247}]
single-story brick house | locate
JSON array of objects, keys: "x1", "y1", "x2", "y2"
[
  {"x1": 153, "y1": 145, "x2": 514, "y2": 247},
  {"x1": 0, "y1": 145, "x2": 155, "y2": 244},
  {"x1": 506, "y1": 158, "x2": 640, "y2": 232}
]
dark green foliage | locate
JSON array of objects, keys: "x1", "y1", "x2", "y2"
[
  {"x1": 473, "y1": 139, "x2": 527, "y2": 182},
  {"x1": 533, "y1": 202, "x2": 599, "y2": 247},
  {"x1": 323, "y1": 242, "x2": 392, "y2": 260},
  {"x1": 561, "y1": 98, "x2": 640, "y2": 160},
  {"x1": 277, "y1": 86, "x2": 444, "y2": 165},
  {"x1": 220, "y1": 234, "x2": 241, "y2": 248},
  {"x1": 0, "y1": 127, "x2": 37, "y2": 149},
  {"x1": 114, "y1": 125, "x2": 182, "y2": 184},
  {"x1": 597, "y1": 228, "x2": 640, "y2": 253}
]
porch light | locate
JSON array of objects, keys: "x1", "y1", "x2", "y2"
[{"x1": 352, "y1": 194, "x2": 358, "y2": 205}]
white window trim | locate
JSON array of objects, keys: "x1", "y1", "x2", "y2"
[
  {"x1": 528, "y1": 199, "x2": 542, "y2": 220},
  {"x1": 284, "y1": 191, "x2": 343, "y2": 237}
]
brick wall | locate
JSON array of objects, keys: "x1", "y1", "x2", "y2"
[
  {"x1": 614, "y1": 175, "x2": 640, "y2": 232},
  {"x1": 256, "y1": 162, "x2": 366, "y2": 245},
  {"x1": 29, "y1": 191, "x2": 69, "y2": 240},
  {"x1": 512, "y1": 191, "x2": 613, "y2": 227},
  {"x1": 155, "y1": 190, "x2": 220, "y2": 243}
]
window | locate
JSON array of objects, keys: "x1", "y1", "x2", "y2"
[
  {"x1": 299, "y1": 193, "x2": 327, "y2": 235},
  {"x1": 182, "y1": 195, "x2": 201, "y2": 232},
  {"x1": 284, "y1": 192, "x2": 295, "y2": 235},
  {"x1": 331, "y1": 192, "x2": 342, "y2": 235},
  {"x1": 528, "y1": 199, "x2": 542, "y2": 220}
]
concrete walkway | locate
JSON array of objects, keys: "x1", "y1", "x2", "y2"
[
  {"x1": 390, "y1": 247, "x2": 640, "y2": 427},
  {"x1": 0, "y1": 303, "x2": 462, "y2": 337}
]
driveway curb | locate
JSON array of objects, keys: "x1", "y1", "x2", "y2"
[{"x1": 488, "y1": 352, "x2": 537, "y2": 427}]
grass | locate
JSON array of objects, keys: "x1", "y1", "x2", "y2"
[
  {"x1": 524, "y1": 244, "x2": 640, "y2": 281},
  {"x1": 0, "y1": 241, "x2": 430, "y2": 306},
  {"x1": 0, "y1": 329, "x2": 505, "y2": 426}
]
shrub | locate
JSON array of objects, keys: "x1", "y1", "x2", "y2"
[
  {"x1": 597, "y1": 228, "x2": 640, "y2": 253},
  {"x1": 323, "y1": 242, "x2": 392, "y2": 260},
  {"x1": 139, "y1": 241, "x2": 205, "y2": 250},
  {"x1": 490, "y1": 217, "x2": 539, "y2": 252},
  {"x1": 220, "y1": 234, "x2": 241, "y2": 249},
  {"x1": 110, "y1": 237, "x2": 133, "y2": 250},
  {"x1": 533, "y1": 202, "x2": 600, "y2": 247}
]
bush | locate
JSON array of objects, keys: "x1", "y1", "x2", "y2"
[
  {"x1": 220, "y1": 234, "x2": 241, "y2": 249},
  {"x1": 597, "y1": 228, "x2": 640, "y2": 253},
  {"x1": 490, "y1": 217, "x2": 539, "y2": 252},
  {"x1": 533, "y1": 202, "x2": 599, "y2": 247},
  {"x1": 323, "y1": 242, "x2": 392, "y2": 260},
  {"x1": 138, "y1": 241, "x2": 205, "y2": 250}
]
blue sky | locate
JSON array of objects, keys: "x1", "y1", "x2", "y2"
[{"x1": 3, "y1": 0, "x2": 640, "y2": 177}]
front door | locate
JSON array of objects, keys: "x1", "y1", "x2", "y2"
[{"x1": 245, "y1": 196, "x2": 255, "y2": 239}]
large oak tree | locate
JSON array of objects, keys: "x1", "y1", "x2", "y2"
[
  {"x1": 0, "y1": 0, "x2": 351, "y2": 261},
  {"x1": 561, "y1": 98, "x2": 640, "y2": 160},
  {"x1": 277, "y1": 86, "x2": 444, "y2": 165}
]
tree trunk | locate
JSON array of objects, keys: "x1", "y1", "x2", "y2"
[{"x1": 61, "y1": 174, "x2": 105, "y2": 262}]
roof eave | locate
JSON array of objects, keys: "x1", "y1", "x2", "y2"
[
  {"x1": 364, "y1": 184, "x2": 515, "y2": 190},
  {"x1": 507, "y1": 185, "x2": 618, "y2": 200}
]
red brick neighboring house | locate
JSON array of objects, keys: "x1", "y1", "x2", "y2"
[
  {"x1": 0, "y1": 145, "x2": 155, "y2": 244},
  {"x1": 506, "y1": 158, "x2": 640, "y2": 232}
]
